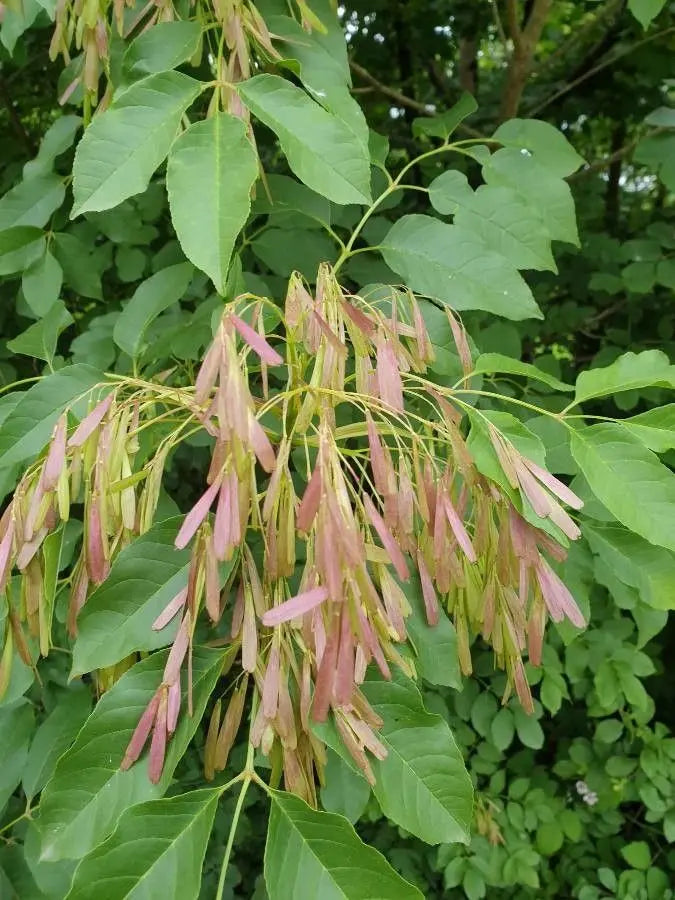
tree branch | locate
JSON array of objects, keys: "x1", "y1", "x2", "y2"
[
  {"x1": 349, "y1": 59, "x2": 434, "y2": 116},
  {"x1": 528, "y1": 25, "x2": 675, "y2": 116},
  {"x1": 499, "y1": 0, "x2": 552, "y2": 120},
  {"x1": 505, "y1": 0, "x2": 522, "y2": 48},
  {"x1": 533, "y1": 0, "x2": 623, "y2": 75},
  {"x1": 568, "y1": 127, "x2": 665, "y2": 180},
  {"x1": 349, "y1": 59, "x2": 484, "y2": 137}
]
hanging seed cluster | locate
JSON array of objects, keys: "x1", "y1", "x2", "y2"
[
  {"x1": 50, "y1": 0, "x2": 282, "y2": 114},
  {"x1": 0, "y1": 266, "x2": 584, "y2": 803}
]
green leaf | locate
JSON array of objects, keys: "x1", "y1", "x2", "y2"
[
  {"x1": 316, "y1": 669, "x2": 473, "y2": 845},
  {"x1": 490, "y1": 708, "x2": 515, "y2": 751},
  {"x1": 0, "y1": 647, "x2": 34, "y2": 708},
  {"x1": 52, "y1": 232, "x2": 105, "y2": 300},
  {"x1": 559, "y1": 809, "x2": 582, "y2": 842},
  {"x1": 65, "y1": 788, "x2": 219, "y2": 900},
  {"x1": 251, "y1": 227, "x2": 337, "y2": 279},
  {"x1": 664, "y1": 809, "x2": 675, "y2": 843},
  {"x1": 0, "y1": 175, "x2": 65, "y2": 231},
  {"x1": 493, "y1": 119, "x2": 584, "y2": 178},
  {"x1": 123, "y1": 20, "x2": 202, "y2": 78},
  {"x1": 252, "y1": 173, "x2": 331, "y2": 228},
  {"x1": 238, "y1": 74, "x2": 371, "y2": 205},
  {"x1": 21, "y1": 820, "x2": 76, "y2": 898},
  {"x1": 412, "y1": 92, "x2": 477, "y2": 140},
  {"x1": 0, "y1": 226, "x2": 44, "y2": 275},
  {"x1": 621, "y1": 840, "x2": 651, "y2": 870},
  {"x1": 483, "y1": 148, "x2": 579, "y2": 246},
  {"x1": 403, "y1": 576, "x2": 461, "y2": 689},
  {"x1": 23, "y1": 115, "x2": 81, "y2": 181},
  {"x1": 628, "y1": 0, "x2": 666, "y2": 27},
  {"x1": 536, "y1": 821, "x2": 564, "y2": 856},
  {"x1": 622, "y1": 259, "x2": 656, "y2": 293},
  {"x1": 427, "y1": 169, "x2": 473, "y2": 214},
  {"x1": 574, "y1": 351, "x2": 675, "y2": 405},
  {"x1": 0, "y1": 701, "x2": 34, "y2": 810},
  {"x1": 270, "y1": 13, "x2": 349, "y2": 91},
  {"x1": 620, "y1": 405, "x2": 675, "y2": 453},
  {"x1": 513, "y1": 707, "x2": 544, "y2": 749},
  {"x1": 570, "y1": 424, "x2": 675, "y2": 553},
  {"x1": 71, "y1": 518, "x2": 193, "y2": 676},
  {"x1": 269, "y1": 13, "x2": 368, "y2": 148},
  {"x1": 0, "y1": 365, "x2": 103, "y2": 470},
  {"x1": 38, "y1": 647, "x2": 226, "y2": 861},
  {"x1": 463, "y1": 868, "x2": 486, "y2": 900},
  {"x1": 22, "y1": 689, "x2": 92, "y2": 802},
  {"x1": 166, "y1": 113, "x2": 258, "y2": 294},
  {"x1": 7, "y1": 301, "x2": 73, "y2": 365},
  {"x1": 585, "y1": 524, "x2": 675, "y2": 610},
  {"x1": 429, "y1": 174, "x2": 556, "y2": 272},
  {"x1": 265, "y1": 790, "x2": 423, "y2": 899},
  {"x1": 0, "y1": 0, "x2": 41, "y2": 53},
  {"x1": 472, "y1": 353, "x2": 573, "y2": 392},
  {"x1": 71, "y1": 72, "x2": 202, "y2": 217},
  {"x1": 470, "y1": 691, "x2": 497, "y2": 736},
  {"x1": 380, "y1": 215, "x2": 541, "y2": 320},
  {"x1": 113, "y1": 263, "x2": 193, "y2": 360},
  {"x1": 594, "y1": 719, "x2": 623, "y2": 744},
  {"x1": 320, "y1": 748, "x2": 370, "y2": 824},
  {"x1": 646, "y1": 106, "x2": 675, "y2": 127},
  {"x1": 21, "y1": 249, "x2": 63, "y2": 317}
]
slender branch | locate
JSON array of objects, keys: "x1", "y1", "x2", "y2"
[
  {"x1": 569, "y1": 127, "x2": 667, "y2": 181},
  {"x1": 533, "y1": 0, "x2": 623, "y2": 74},
  {"x1": 569, "y1": 138, "x2": 639, "y2": 180},
  {"x1": 505, "y1": 0, "x2": 522, "y2": 47},
  {"x1": 491, "y1": 0, "x2": 507, "y2": 46},
  {"x1": 349, "y1": 59, "x2": 434, "y2": 116},
  {"x1": 528, "y1": 25, "x2": 675, "y2": 116},
  {"x1": 350, "y1": 59, "x2": 484, "y2": 137}
]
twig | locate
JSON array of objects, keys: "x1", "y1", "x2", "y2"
[
  {"x1": 568, "y1": 128, "x2": 665, "y2": 180},
  {"x1": 349, "y1": 59, "x2": 434, "y2": 116},
  {"x1": 533, "y1": 0, "x2": 623, "y2": 74},
  {"x1": 505, "y1": 0, "x2": 522, "y2": 48},
  {"x1": 350, "y1": 59, "x2": 484, "y2": 138},
  {"x1": 528, "y1": 26, "x2": 675, "y2": 116},
  {"x1": 491, "y1": 0, "x2": 507, "y2": 46}
]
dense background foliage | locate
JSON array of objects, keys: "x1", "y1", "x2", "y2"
[{"x1": 0, "y1": 0, "x2": 674, "y2": 898}]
